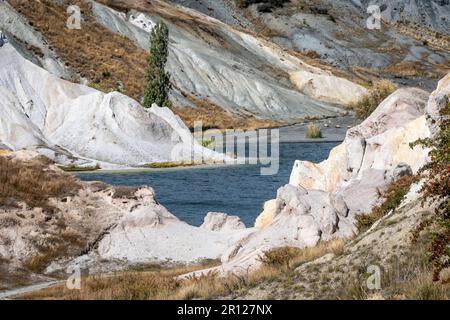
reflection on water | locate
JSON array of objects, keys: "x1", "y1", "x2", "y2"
[{"x1": 76, "y1": 142, "x2": 338, "y2": 227}]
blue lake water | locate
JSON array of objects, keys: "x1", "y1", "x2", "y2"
[{"x1": 76, "y1": 142, "x2": 338, "y2": 227}]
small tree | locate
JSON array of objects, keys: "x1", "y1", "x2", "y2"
[{"x1": 143, "y1": 21, "x2": 171, "y2": 108}]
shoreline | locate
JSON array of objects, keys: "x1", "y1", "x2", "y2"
[{"x1": 73, "y1": 139, "x2": 347, "y2": 175}]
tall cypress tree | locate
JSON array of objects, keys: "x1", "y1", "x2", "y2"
[{"x1": 143, "y1": 22, "x2": 171, "y2": 108}]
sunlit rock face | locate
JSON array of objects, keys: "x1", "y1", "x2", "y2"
[
  {"x1": 289, "y1": 87, "x2": 431, "y2": 195},
  {"x1": 201, "y1": 213, "x2": 246, "y2": 232},
  {"x1": 217, "y1": 74, "x2": 449, "y2": 273},
  {"x1": 0, "y1": 43, "x2": 226, "y2": 167}
]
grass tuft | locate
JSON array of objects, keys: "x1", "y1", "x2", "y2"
[{"x1": 305, "y1": 123, "x2": 323, "y2": 139}]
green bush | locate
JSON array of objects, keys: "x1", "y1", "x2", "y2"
[{"x1": 410, "y1": 98, "x2": 450, "y2": 281}]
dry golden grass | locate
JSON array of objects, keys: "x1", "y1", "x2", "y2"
[
  {"x1": 352, "y1": 79, "x2": 397, "y2": 120},
  {"x1": 0, "y1": 155, "x2": 80, "y2": 212},
  {"x1": 332, "y1": 238, "x2": 450, "y2": 300},
  {"x1": 305, "y1": 123, "x2": 322, "y2": 139},
  {"x1": 9, "y1": 0, "x2": 148, "y2": 101},
  {"x1": 21, "y1": 239, "x2": 345, "y2": 300}
]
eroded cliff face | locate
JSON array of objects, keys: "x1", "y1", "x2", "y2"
[
  {"x1": 178, "y1": 0, "x2": 450, "y2": 90},
  {"x1": 0, "y1": 42, "x2": 226, "y2": 167},
  {"x1": 213, "y1": 73, "x2": 450, "y2": 274}
]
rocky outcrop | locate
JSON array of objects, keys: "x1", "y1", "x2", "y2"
[
  {"x1": 238, "y1": 184, "x2": 441, "y2": 299},
  {"x1": 0, "y1": 151, "x2": 251, "y2": 277},
  {"x1": 0, "y1": 42, "x2": 226, "y2": 167},
  {"x1": 200, "y1": 212, "x2": 246, "y2": 232},
  {"x1": 289, "y1": 70, "x2": 367, "y2": 106},
  {"x1": 95, "y1": 209, "x2": 250, "y2": 265},
  {"x1": 211, "y1": 74, "x2": 449, "y2": 274}
]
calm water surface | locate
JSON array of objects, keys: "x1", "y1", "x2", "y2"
[{"x1": 76, "y1": 142, "x2": 338, "y2": 227}]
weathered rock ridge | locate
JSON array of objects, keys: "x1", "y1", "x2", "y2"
[
  {"x1": 0, "y1": 42, "x2": 226, "y2": 167},
  {"x1": 0, "y1": 151, "x2": 251, "y2": 279},
  {"x1": 209, "y1": 73, "x2": 449, "y2": 274}
]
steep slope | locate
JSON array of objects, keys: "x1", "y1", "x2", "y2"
[
  {"x1": 1, "y1": 0, "x2": 368, "y2": 129},
  {"x1": 177, "y1": 0, "x2": 450, "y2": 90},
  {"x1": 238, "y1": 193, "x2": 448, "y2": 299},
  {"x1": 0, "y1": 42, "x2": 225, "y2": 167}
]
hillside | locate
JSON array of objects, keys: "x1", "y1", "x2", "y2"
[
  {"x1": 171, "y1": 0, "x2": 450, "y2": 90},
  {"x1": 0, "y1": 0, "x2": 368, "y2": 130},
  {"x1": 0, "y1": 41, "x2": 226, "y2": 167}
]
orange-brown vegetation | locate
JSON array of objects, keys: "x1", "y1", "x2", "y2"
[
  {"x1": 9, "y1": 0, "x2": 148, "y2": 101},
  {"x1": 0, "y1": 155, "x2": 80, "y2": 212}
]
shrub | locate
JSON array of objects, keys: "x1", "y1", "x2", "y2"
[
  {"x1": 259, "y1": 247, "x2": 303, "y2": 269},
  {"x1": 201, "y1": 139, "x2": 215, "y2": 148},
  {"x1": 305, "y1": 123, "x2": 322, "y2": 139},
  {"x1": 356, "y1": 175, "x2": 418, "y2": 232},
  {"x1": 410, "y1": 98, "x2": 450, "y2": 281},
  {"x1": 353, "y1": 80, "x2": 397, "y2": 120},
  {"x1": 234, "y1": 0, "x2": 289, "y2": 10}
]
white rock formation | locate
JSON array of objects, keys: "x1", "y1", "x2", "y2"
[
  {"x1": 97, "y1": 208, "x2": 250, "y2": 264},
  {"x1": 211, "y1": 74, "x2": 450, "y2": 274},
  {"x1": 289, "y1": 70, "x2": 367, "y2": 106},
  {"x1": 0, "y1": 43, "x2": 227, "y2": 167},
  {"x1": 0, "y1": 151, "x2": 251, "y2": 271},
  {"x1": 200, "y1": 212, "x2": 246, "y2": 232}
]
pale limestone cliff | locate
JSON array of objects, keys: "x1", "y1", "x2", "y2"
[
  {"x1": 0, "y1": 43, "x2": 227, "y2": 167},
  {"x1": 212, "y1": 74, "x2": 449, "y2": 274}
]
